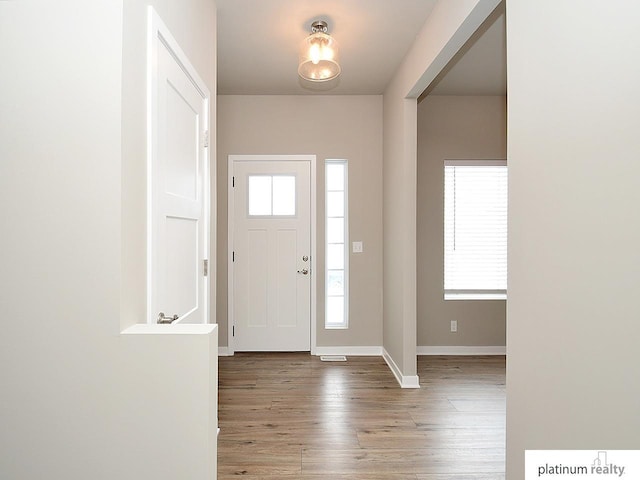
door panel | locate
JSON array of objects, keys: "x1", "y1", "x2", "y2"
[
  {"x1": 247, "y1": 229, "x2": 268, "y2": 328},
  {"x1": 164, "y1": 216, "x2": 198, "y2": 318},
  {"x1": 151, "y1": 37, "x2": 207, "y2": 325},
  {"x1": 276, "y1": 229, "x2": 297, "y2": 328},
  {"x1": 232, "y1": 160, "x2": 311, "y2": 351},
  {"x1": 165, "y1": 83, "x2": 199, "y2": 200}
]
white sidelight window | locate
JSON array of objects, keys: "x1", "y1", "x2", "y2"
[
  {"x1": 325, "y1": 160, "x2": 348, "y2": 328},
  {"x1": 444, "y1": 160, "x2": 507, "y2": 300}
]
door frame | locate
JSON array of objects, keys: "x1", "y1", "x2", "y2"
[
  {"x1": 146, "y1": 7, "x2": 211, "y2": 324},
  {"x1": 227, "y1": 155, "x2": 317, "y2": 354}
]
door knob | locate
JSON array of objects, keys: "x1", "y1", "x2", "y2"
[
  {"x1": 157, "y1": 312, "x2": 179, "y2": 324},
  {"x1": 297, "y1": 268, "x2": 309, "y2": 275}
]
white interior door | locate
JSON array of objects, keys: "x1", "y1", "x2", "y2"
[
  {"x1": 149, "y1": 16, "x2": 209, "y2": 325},
  {"x1": 232, "y1": 159, "x2": 311, "y2": 351}
]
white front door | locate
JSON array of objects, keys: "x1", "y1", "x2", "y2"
[
  {"x1": 231, "y1": 158, "x2": 312, "y2": 351},
  {"x1": 149, "y1": 12, "x2": 210, "y2": 325}
]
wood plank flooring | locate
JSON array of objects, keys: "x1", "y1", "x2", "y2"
[{"x1": 218, "y1": 354, "x2": 506, "y2": 479}]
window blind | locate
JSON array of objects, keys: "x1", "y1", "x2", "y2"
[{"x1": 444, "y1": 160, "x2": 507, "y2": 297}]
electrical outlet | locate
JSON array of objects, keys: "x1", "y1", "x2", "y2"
[
  {"x1": 352, "y1": 241, "x2": 363, "y2": 253},
  {"x1": 450, "y1": 320, "x2": 458, "y2": 333}
]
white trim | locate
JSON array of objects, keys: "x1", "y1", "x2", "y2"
[
  {"x1": 218, "y1": 347, "x2": 232, "y2": 356},
  {"x1": 310, "y1": 158, "x2": 317, "y2": 354},
  {"x1": 401, "y1": 375, "x2": 421, "y2": 388},
  {"x1": 444, "y1": 292, "x2": 507, "y2": 301},
  {"x1": 226, "y1": 168, "x2": 234, "y2": 354},
  {"x1": 122, "y1": 324, "x2": 217, "y2": 335},
  {"x1": 324, "y1": 159, "x2": 349, "y2": 330},
  {"x1": 227, "y1": 155, "x2": 317, "y2": 355},
  {"x1": 417, "y1": 346, "x2": 506, "y2": 355},
  {"x1": 444, "y1": 159, "x2": 507, "y2": 167},
  {"x1": 146, "y1": 7, "x2": 211, "y2": 325},
  {"x1": 383, "y1": 349, "x2": 421, "y2": 389},
  {"x1": 314, "y1": 346, "x2": 383, "y2": 357}
]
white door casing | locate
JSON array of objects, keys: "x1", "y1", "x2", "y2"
[
  {"x1": 148, "y1": 8, "x2": 210, "y2": 325},
  {"x1": 228, "y1": 156, "x2": 316, "y2": 352}
]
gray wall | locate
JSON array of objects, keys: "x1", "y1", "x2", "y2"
[
  {"x1": 382, "y1": 0, "x2": 501, "y2": 380},
  {"x1": 217, "y1": 95, "x2": 383, "y2": 349},
  {"x1": 417, "y1": 95, "x2": 506, "y2": 347},
  {"x1": 507, "y1": 1, "x2": 640, "y2": 477}
]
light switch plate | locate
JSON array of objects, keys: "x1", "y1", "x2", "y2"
[{"x1": 352, "y1": 241, "x2": 363, "y2": 253}]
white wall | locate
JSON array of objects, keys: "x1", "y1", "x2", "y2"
[
  {"x1": 382, "y1": 0, "x2": 501, "y2": 381},
  {"x1": 506, "y1": 1, "x2": 640, "y2": 477},
  {"x1": 217, "y1": 95, "x2": 383, "y2": 350},
  {"x1": 0, "y1": 2, "x2": 218, "y2": 479}
]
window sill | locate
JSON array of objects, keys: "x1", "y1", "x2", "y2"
[
  {"x1": 444, "y1": 293, "x2": 507, "y2": 301},
  {"x1": 121, "y1": 323, "x2": 218, "y2": 335}
]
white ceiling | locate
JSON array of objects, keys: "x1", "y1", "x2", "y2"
[{"x1": 216, "y1": 0, "x2": 506, "y2": 96}]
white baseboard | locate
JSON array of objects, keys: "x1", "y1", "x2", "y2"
[
  {"x1": 220, "y1": 345, "x2": 505, "y2": 357},
  {"x1": 219, "y1": 346, "x2": 383, "y2": 357},
  {"x1": 417, "y1": 346, "x2": 506, "y2": 355},
  {"x1": 218, "y1": 344, "x2": 423, "y2": 389},
  {"x1": 314, "y1": 346, "x2": 383, "y2": 356},
  {"x1": 383, "y1": 349, "x2": 420, "y2": 389}
]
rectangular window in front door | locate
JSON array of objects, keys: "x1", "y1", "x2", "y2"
[{"x1": 248, "y1": 175, "x2": 296, "y2": 216}]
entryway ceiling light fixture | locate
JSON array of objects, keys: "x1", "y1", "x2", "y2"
[{"x1": 298, "y1": 20, "x2": 341, "y2": 82}]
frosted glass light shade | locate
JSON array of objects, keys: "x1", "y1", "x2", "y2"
[{"x1": 298, "y1": 32, "x2": 340, "y2": 82}]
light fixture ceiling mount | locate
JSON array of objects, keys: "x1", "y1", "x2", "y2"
[
  {"x1": 311, "y1": 20, "x2": 328, "y2": 32},
  {"x1": 298, "y1": 20, "x2": 341, "y2": 83}
]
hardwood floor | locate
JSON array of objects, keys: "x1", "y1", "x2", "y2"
[{"x1": 218, "y1": 353, "x2": 506, "y2": 479}]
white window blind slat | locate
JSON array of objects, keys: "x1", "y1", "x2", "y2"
[{"x1": 444, "y1": 161, "x2": 508, "y2": 297}]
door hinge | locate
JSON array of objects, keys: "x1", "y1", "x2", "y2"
[
  {"x1": 203, "y1": 130, "x2": 209, "y2": 148},
  {"x1": 203, "y1": 259, "x2": 208, "y2": 276}
]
